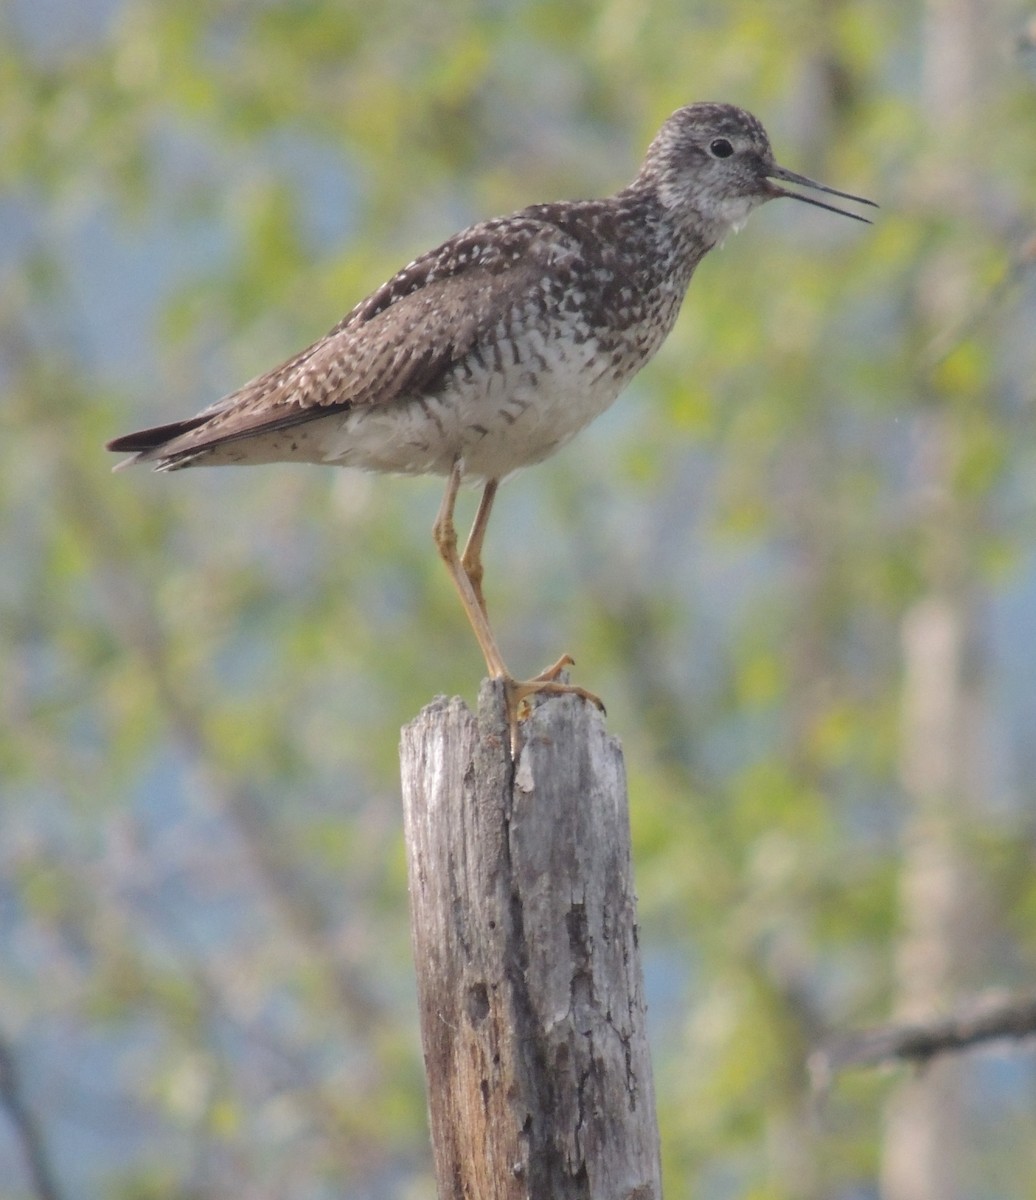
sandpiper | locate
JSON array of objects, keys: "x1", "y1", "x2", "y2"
[{"x1": 108, "y1": 102, "x2": 875, "y2": 731}]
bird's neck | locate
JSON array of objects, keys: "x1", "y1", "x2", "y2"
[
  {"x1": 610, "y1": 181, "x2": 715, "y2": 285},
  {"x1": 618, "y1": 173, "x2": 761, "y2": 265}
]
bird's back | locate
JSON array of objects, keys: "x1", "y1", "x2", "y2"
[{"x1": 108, "y1": 186, "x2": 703, "y2": 477}]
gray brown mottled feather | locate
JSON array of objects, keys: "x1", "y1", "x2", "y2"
[
  {"x1": 110, "y1": 219, "x2": 580, "y2": 470},
  {"x1": 108, "y1": 103, "x2": 873, "y2": 476}
]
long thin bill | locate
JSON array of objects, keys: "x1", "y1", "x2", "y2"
[{"x1": 767, "y1": 164, "x2": 878, "y2": 224}]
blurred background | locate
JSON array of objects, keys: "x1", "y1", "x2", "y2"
[{"x1": 3, "y1": 0, "x2": 1036, "y2": 1197}]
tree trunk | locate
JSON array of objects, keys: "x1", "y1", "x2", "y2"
[
  {"x1": 400, "y1": 681, "x2": 661, "y2": 1200},
  {"x1": 881, "y1": 1, "x2": 996, "y2": 1196}
]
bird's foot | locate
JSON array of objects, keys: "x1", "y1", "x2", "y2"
[
  {"x1": 501, "y1": 657, "x2": 606, "y2": 757},
  {"x1": 527, "y1": 652, "x2": 577, "y2": 684}
]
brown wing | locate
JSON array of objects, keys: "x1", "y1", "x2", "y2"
[{"x1": 107, "y1": 214, "x2": 579, "y2": 470}]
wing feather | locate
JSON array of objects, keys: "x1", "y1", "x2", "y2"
[{"x1": 108, "y1": 214, "x2": 579, "y2": 469}]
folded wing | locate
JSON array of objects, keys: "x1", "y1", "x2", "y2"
[{"x1": 108, "y1": 216, "x2": 577, "y2": 471}]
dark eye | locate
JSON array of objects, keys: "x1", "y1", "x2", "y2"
[{"x1": 709, "y1": 138, "x2": 734, "y2": 158}]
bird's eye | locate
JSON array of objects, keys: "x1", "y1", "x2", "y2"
[{"x1": 709, "y1": 138, "x2": 734, "y2": 158}]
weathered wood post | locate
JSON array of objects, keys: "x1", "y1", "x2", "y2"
[{"x1": 400, "y1": 679, "x2": 661, "y2": 1200}]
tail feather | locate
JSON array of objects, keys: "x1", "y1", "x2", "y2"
[
  {"x1": 106, "y1": 415, "x2": 211, "y2": 471},
  {"x1": 106, "y1": 415, "x2": 209, "y2": 455}
]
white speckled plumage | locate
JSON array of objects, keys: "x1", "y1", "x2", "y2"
[
  {"x1": 111, "y1": 103, "x2": 873, "y2": 477},
  {"x1": 108, "y1": 102, "x2": 873, "y2": 723}
]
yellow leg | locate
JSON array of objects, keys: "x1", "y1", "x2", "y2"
[
  {"x1": 433, "y1": 461, "x2": 606, "y2": 752},
  {"x1": 433, "y1": 462, "x2": 509, "y2": 679},
  {"x1": 460, "y1": 482, "x2": 578, "y2": 682},
  {"x1": 460, "y1": 478, "x2": 498, "y2": 618}
]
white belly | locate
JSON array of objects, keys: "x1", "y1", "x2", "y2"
[{"x1": 318, "y1": 332, "x2": 629, "y2": 481}]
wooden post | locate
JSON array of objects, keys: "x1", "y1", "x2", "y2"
[{"x1": 400, "y1": 680, "x2": 661, "y2": 1200}]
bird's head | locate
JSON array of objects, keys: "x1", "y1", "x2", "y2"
[{"x1": 637, "y1": 102, "x2": 876, "y2": 244}]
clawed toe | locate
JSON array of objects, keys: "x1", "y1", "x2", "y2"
[
  {"x1": 529, "y1": 653, "x2": 577, "y2": 684},
  {"x1": 501, "y1": 668, "x2": 606, "y2": 756}
]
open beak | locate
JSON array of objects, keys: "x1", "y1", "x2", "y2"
[{"x1": 766, "y1": 164, "x2": 878, "y2": 224}]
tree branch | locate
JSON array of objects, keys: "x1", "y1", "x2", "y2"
[
  {"x1": 809, "y1": 991, "x2": 1036, "y2": 1087},
  {"x1": 0, "y1": 1030, "x2": 63, "y2": 1200}
]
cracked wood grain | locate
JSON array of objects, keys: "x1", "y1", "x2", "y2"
[{"x1": 400, "y1": 680, "x2": 661, "y2": 1200}]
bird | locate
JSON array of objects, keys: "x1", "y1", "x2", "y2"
[{"x1": 108, "y1": 102, "x2": 875, "y2": 736}]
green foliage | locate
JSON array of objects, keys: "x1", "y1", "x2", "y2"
[{"x1": 2, "y1": 1, "x2": 1036, "y2": 1197}]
